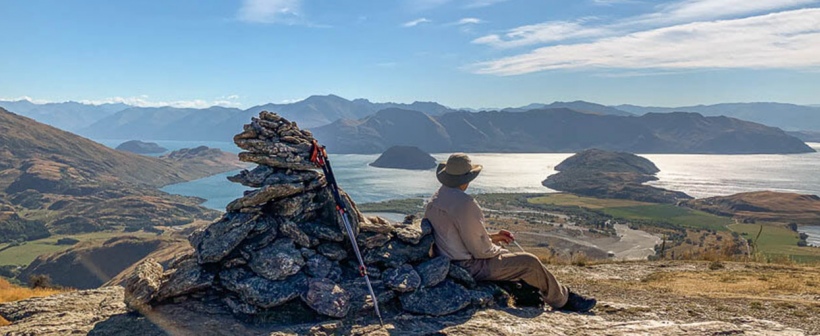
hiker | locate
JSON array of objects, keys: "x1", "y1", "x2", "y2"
[{"x1": 424, "y1": 153, "x2": 597, "y2": 312}]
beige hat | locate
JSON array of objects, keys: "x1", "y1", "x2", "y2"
[{"x1": 436, "y1": 153, "x2": 483, "y2": 188}]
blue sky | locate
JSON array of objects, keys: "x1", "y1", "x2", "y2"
[{"x1": 1, "y1": 0, "x2": 819, "y2": 109}]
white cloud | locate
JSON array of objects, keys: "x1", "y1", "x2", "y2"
[
  {"x1": 456, "y1": 18, "x2": 482, "y2": 25},
  {"x1": 403, "y1": 18, "x2": 432, "y2": 27},
  {"x1": 474, "y1": 0, "x2": 820, "y2": 48},
  {"x1": 0, "y1": 96, "x2": 52, "y2": 104},
  {"x1": 471, "y1": 8, "x2": 820, "y2": 75},
  {"x1": 238, "y1": 0, "x2": 302, "y2": 24}
]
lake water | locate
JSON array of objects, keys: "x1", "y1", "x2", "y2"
[
  {"x1": 799, "y1": 226, "x2": 820, "y2": 247},
  {"x1": 95, "y1": 139, "x2": 820, "y2": 242}
]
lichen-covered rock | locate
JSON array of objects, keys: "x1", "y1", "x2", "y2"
[
  {"x1": 155, "y1": 258, "x2": 214, "y2": 301},
  {"x1": 247, "y1": 238, "x2": 305, "y2": 281},
  {"x1": 194, "y1": 212, "x2": 259, "y2": 264},
  {"x1": 448, "y1": 264, "x2": 477, "y2": 289},
  {"x1": 317, "y1": 243, "x2": 348, "y2": 261},
  {"x1": 394, "y1": 218, "x2": 433, "y2": 245},
  {"x1": 357, "y1": 231, "x2": 392, "y2": 249},
  {"x1": 416, "y1": 256, "x2": 450, "y2": 288},
  {"x1": 364, "y1": 234, "x2": 434, "y2": 268},
  {"x1": 305, "y1": 254, "x2": 342, "y2": 282},
  {"x1": 279, "y1": 220, "x2": 318, "y2": 247},
  {"x1": 220, "y1": 268, "x2": 307, "y2": 308},
  {"x1": 303, "y1": 221, "x2": 344, "y2": 242},
  {"x1": 301, "y1": 278, "x2": 351, "y2": 318},
  {"x1": 400, "y1": 280, "x2": 472, "y2": 316},
  {"x1": 383, "y1": 264, "x2": 421, "y2": 293},
  {"x1": 123, "y1": 259, "x2": 164, "y2": 312},
  {"x1": 342, "y1": 279, "x2": 395, "y2": 313}
]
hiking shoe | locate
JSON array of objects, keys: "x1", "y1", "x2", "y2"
[{"x1": 559, "y1": 291, "x2": 596, "y2": 313}]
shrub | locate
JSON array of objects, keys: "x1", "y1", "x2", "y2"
[
  {"x1": 28, "y1": 274, "x2": 53, "y2": 289},
  {"x1": 56, "y1": 237, "x2": 80, "y2": 245}
]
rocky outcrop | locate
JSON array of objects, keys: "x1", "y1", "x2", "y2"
[
  {"x1": 543, "y1": 149, "x2": 692, "y2": 204},
  {"x1": 115, "y1": 140, "x2": 167, "y2": 154},
  {"x1": 684, "y1": 191, "x2": 820, "y2": 224},
  {"x1": 121, "y1": 112, "x2": 492, "y2": 321},
  {"x1": 369, "y1": 145, "x2": 437, "y2": 170}
]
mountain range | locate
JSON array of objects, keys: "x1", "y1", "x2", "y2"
[
  {"x1": 311, "y1": 108, "x2": 814, "y2": 154},
  {"x1": 2, "y1": 96, "x2": 820, "y2": 143}
]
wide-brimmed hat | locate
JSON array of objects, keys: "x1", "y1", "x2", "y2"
[{"x1": 436, "y1": 153, "x2": 482, "y2": 188}]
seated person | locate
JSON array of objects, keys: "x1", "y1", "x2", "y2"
[{"x1": 424, "y1": 153, "x2": 597, "y2": 312}]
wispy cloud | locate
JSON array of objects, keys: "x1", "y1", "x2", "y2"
[
  {"x1": 471, "y1": 8, "x2": 820, "y2": 75},
  {"x1": 456, "y1": 17, "x2": 482, "y2": 25},
  {"x1": 403, "y1": 18, "x2": 432, "y2": 27},
  {"x1": 474, "y1": 0, "x2": 820, "y2": 48},
  {"x1": 237, "y1": 0, "x2": 302, "y2": 24},
  {"x1": 404, "y1": 0, "x2": 509, "y2": 11}
]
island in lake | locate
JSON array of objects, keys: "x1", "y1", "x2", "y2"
[
  {"x1": 115, "y1": 140, "x2": 167, "y2": 154},
  {"x1": 369, "y1": 145, "x2": 437, "y2": 170}
]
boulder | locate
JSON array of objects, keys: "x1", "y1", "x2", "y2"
[
  {"x1": 123, "y1": 259, "x2": 164, "y2": 312},
  {"x1": 156, "y1": 258, "x2": 213, "y2": 301},
  {"x1": 382, "y1": 264, "x2": 422, "y2": 293},
  {"x1": 399, "y1": 280, "x2": 472, "y2": 316},
  {"x1": 416, "y1": 256, "x2": 450, "y2": 288},
  {"x1": 247, "y1": 238, "x2": 305, "y2": 281},
  {"x1": 301, "y1": 278, "x2": 351, "y2": 318}
]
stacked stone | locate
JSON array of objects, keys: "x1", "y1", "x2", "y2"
[{"x1": 124, "y1": 111, "x2": 504, "y2": 320}]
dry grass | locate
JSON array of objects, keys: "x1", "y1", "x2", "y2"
[
  {"x1": 634, "y1": 264, "x2": 820, "y2": 302},
  {"x1": 0, "y1": 278, "x2": 67, "y2": 304}
]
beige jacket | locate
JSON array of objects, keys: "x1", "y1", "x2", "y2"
[{"x1": 424, "y1": 186, "x2": 506, "y2": 260}]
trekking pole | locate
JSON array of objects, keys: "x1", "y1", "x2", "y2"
[{"x1": 310, "y1": 140, "x2": 384, "y2": 327}]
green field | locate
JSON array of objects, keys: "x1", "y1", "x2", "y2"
[
  {"x1": 0, "y1": 231, "x2": 160, "y2": 267},
  {"x1": 528, "y1": 193, "x2": 731, "y2": 231},
  {"x1": 527, "y1": 193, "x2": 651, "y2": 209},
  {"x1": 730, "y1": 223, "x2": 820, "y2": 263}
]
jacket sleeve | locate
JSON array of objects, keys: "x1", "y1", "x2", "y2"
[{"x1": 456, "y1": 199, "x2": 504, "y2": 259}]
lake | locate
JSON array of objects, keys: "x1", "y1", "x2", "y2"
[{"x1": 96, "y1": 139, "x2": 820, "y2": 241}]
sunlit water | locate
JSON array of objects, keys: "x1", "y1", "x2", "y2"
[
  {"x1": 95, "y1": 139, "x2": 820, "y2": 241},
  {"x1": 799, "y1": 226, "x2": 820, "y2": 247}
]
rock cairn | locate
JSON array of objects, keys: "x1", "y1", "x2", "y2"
[{"x1": 123, "y1": 112, "x2": 506, "y2": 322}]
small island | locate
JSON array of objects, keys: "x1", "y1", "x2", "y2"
[
  {"x1": 116, "y1": 140, "x2": 167, "y2": 154},
  {"x1": 543, "y1": 148, "x2": 691, "y2": 204},
  {"x1": 369, "y1": 145, "x2": 437, "y2": 170}
]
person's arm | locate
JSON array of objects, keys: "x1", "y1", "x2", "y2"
[{"x1": 456, "y1": 199, "x2": 505, "y2": 259}]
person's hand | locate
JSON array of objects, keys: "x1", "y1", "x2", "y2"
[{"x1": 490, "y1": 230, "x2": 515, "y2": 245}]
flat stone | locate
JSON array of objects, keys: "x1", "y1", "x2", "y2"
[
  {"x1": 155, "y1": 258, "x2": 214, "y2": 302},
  {"x1": 226, "y1": 183, "x2": 307, "y2": 212},
  {"x1": 357, "y1": 232, "x2": 392, "y2": 249},
  {"x1": 360, "y1": 217, "x2": 393, "y2": 234},
  {"x1": 364, "y1": 234, "x2": 434, "y2": 268},
  {"x1": 393, "y1": 218, "x2": 433, "y2": 245},
  {"x1": 195, "y1": 212, "x2": 259, "y2": 264},
  {"x1": 416, "y1": 256, "x2": 450, "y2": 288},
  {"x1": 247, "y1": 238, "x2": 305, "y2": 281},
  {"x1": 303, "y1": 221, "x2": 344, "y2": 242},
  {"x1": 448, "y1": 264, "x2": 477, "y2": 289},
  {"x1": 301, "y1": 278, "x2": 351, "y2": 318},
  {"x1": 399, "y1": 280, "x2": 472, "y2": 316},
  {"x1": 123, "y1": 259, "x2": 163, "y2": 312},
  {"x1": 220, "y1": 268, "x2": 307, "y2": 309},
  {"x1": 317, "y1": 243, "x2": 348, "y2": 261},
  {"x1": 280, "y1": 220, "x2": 317, "y2": 247},
  {"x1": 305, "y1": 254, "x2": 342, "y2": 282},
  {"x1": 382, "y1": 264, "x2": 421, "y2": 293},
  {"x1": 341, "y1": 279, "x2": 395, "y2": 313},
  {"x1": 223, "y1": 296, "x2": 259, "y2": 315}
]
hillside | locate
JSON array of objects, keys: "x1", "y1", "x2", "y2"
[
  {"x1": 616, "y1": 102, "x2": 820, "y2": 132},
  {"x1": 542, "y1": 149, "x2": 692, "y2": 204},
  {"x1": 312, "y1": 109, "x2": 814, "y2": 154},
  {"x1": 685, "y1": 191, "x2": 820, "y2": 225},
  {"x1": 115, "y1": 140, "x2": 166, "y2": 154},
  {"x1": 0, "y1": 107, "x2": 242, "y2": 241},
  {"x1": 16, "y1": 236, "x2": 183, "y2": 289}
]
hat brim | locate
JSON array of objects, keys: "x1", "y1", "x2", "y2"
[{"x1": 436, "y1": 162, "x2": 482, "y2": 188}]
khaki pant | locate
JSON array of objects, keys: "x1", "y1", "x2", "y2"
[{"x1": 457, "y1": 252, "x2": 569, "y2": 308}]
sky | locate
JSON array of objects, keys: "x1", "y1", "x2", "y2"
[{"x1": 1, "y1": 0, "x2": 819, "y2": 109}]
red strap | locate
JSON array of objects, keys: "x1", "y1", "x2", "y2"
[{"x1": 310, "y1": 140, "x2": 324, "y2": 167}]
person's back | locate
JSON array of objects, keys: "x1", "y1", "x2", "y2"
[{"x1": 423, "y1": 153, "x2": 596, "y2": 312}]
